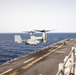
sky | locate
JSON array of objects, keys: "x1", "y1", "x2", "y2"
[{"x1": 0, "y1": 0, "x2": 76, "y2": 33}]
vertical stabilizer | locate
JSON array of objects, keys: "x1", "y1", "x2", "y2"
[{"x1": 14, "y1": 35, "x2": 22, "y2": 43}]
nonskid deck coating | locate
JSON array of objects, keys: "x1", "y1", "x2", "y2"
[{"x1": 0, "y1": 38, "x2": 76, "y2": 75}]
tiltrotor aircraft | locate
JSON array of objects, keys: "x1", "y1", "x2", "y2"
[{"x1": 14, "y1": 30, "x2": 52, "y2": 45}]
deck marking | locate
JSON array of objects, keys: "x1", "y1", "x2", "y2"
[
  {"x1": 0, "y1": 69, "x2": 12, "y2": 75},
  {"x1": 61, "y1": 48, "x2": 68, "y2": 50},
  {"x1": 55, "y1": 51, "x2": 65, "y2": 53},
  {"x1": 38, "y1": 74, "x2": 42, "y2": 75},
  {"x1": 24, "y1": 57, "x2": 35, "y2": 63}
]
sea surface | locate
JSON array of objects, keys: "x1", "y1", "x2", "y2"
[{"x1": 0, "y1": 33, "x2": 76, "y2": 65}]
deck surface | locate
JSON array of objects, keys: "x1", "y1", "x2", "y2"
[{"x1": 0, "y1": 38, "x2": 76, "y2": 75}]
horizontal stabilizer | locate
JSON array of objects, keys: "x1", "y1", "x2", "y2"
[{"x1": 14, "y1": 35, "x2": 22, "y2": 43}]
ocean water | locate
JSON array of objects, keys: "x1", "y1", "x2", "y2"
[{"x1": 0, "y1": 33, "x2": 76, "y2": 65}]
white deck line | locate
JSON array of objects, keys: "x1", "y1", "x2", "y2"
[
  {"x1": 24, "y1": 57, "x2": 35, "y2": 64},
  {"x1": 0, "y1": 69, "x2": 12, "y2": 75},
  {"x1": 55, "y1": 51, "x2": 65, "y2": 53}
]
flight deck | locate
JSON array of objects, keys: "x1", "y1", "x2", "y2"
[{"x1": 0, "y1": 38, "x2": 76, "y2": 75}]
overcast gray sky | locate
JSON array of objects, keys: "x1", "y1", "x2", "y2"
[{"x1": 0, "y1": 0, "x2": 76, "y2": 33}]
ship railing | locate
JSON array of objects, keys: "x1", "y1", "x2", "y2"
[{"x1": 56, "y1": 46, "x2": 76, "y2": 75}]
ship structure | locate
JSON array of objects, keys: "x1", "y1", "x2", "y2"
[{"x1": 0, "y1": 38, "x2": 76, "y2": 75}]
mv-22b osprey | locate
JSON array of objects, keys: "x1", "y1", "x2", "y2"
[{"x1": 14, "y1": 30, "x2": 52, "y2": 46}]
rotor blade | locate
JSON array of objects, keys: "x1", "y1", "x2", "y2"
[
  {"x1": 23, "y1": 31, "x2": 35, "y2": 33},
  {"x1": 34, "y1": 30, "x2": 42, "y2": 32},
  {"x1": 34, "y1": 29, "x2": 55, "y2": 32}
]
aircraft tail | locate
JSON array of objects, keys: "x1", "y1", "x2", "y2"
[{"x1": 14, "y1": 35, "x2": 22, "y2": 43}]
